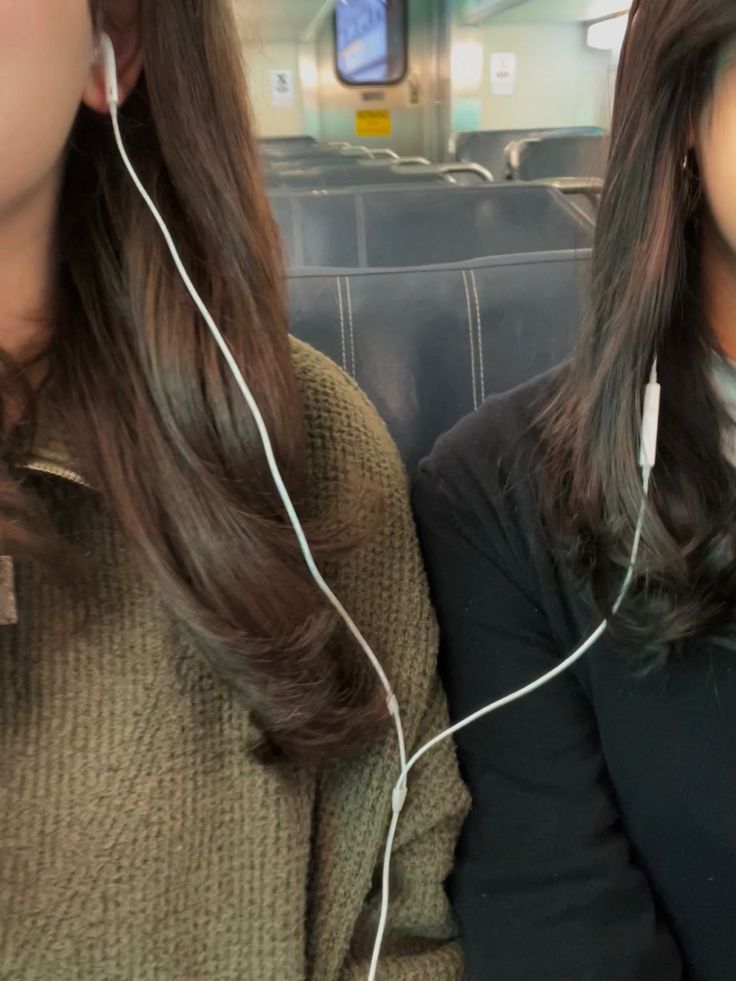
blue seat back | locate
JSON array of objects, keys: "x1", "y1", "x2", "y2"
[
  {"x1": 288, "y1": 250, "x2": 590, "y2": 471},
  {"x1": 511, "y1": 134, "x2": 610, "y2": 181},
  {"x1": 452, "y1": 127, "x2": 605, "y2": 179},
  {"x1": 271, "y1": 184, "x2": 593, "y2": 268},
  {"x1": 266, "y1": 164, "x2": 450, "y2": 190}
]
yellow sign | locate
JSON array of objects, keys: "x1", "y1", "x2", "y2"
[{"x1": 355, "y1": 110, "x2": 392, "y2": 138}]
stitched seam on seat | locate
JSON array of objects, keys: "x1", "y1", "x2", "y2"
[
  {"x1": 470, "y1": 269, "x2": 485, "y2": 403},
  {"x1": 291, "y1": 197, "x2": 305, "y2": 268},
  {"x1": 336, "y1": 278, "x2": 348, "y2": 373},
  {"x1": 344, "y1": 277, "x2": 357, "y2": 378},
  {"x1": 355, "y1": 194, "x2": 368, "y2": 268},
  {"x1": 463, "y1": 270, "x2": 479, "y2": 411}
]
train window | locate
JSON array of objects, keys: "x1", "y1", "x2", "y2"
[{"x1": 335, "y1": 0, "x2": 408, "y2": 87}]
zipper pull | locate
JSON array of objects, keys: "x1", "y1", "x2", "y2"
[{"x1": 0, "y1": 556, "x2": 18, "y2": 625}]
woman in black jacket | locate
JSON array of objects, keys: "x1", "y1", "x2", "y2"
[{"x1": 414, "y1": 2, "x2": 736, "y2": 979}]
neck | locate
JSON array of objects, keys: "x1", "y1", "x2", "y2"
[
  {"x1": 703, "y1": 215, "x2": 736, "y2": 361},
  {"x1": 0, "y1": 177, "x2": 58, "y2": 372}
]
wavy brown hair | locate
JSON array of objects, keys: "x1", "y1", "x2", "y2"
[
  {"x1": 539, "y1": 0, "x2": 736, "y2": 655},
  {"x1": 4, "y1": 0, "x2": 385, "y2": 764}
]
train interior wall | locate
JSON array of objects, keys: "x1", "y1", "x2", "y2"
[{"x1": 241, "y1": 0, "x2": 623, "y2": 158}]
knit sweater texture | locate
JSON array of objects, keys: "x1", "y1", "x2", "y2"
[{"x1": 0, "y1": 338, "x2": 468, "y2": 981}]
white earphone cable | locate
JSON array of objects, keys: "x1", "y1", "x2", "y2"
[{"x1": 367, "y1": 478, "x2": 652, "y2": 981}]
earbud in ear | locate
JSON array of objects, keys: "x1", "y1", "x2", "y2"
[{"x1": 98, "y1": 33, "x2": 120, "y2": 110}]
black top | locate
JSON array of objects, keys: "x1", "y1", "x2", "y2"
[{"x1": 413, "y1": 372, "x2": 736, "y2": 981}]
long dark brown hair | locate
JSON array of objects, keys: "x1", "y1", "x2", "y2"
[
  {"x1": 540, "y1": 0, "x2": 736, "y2": 653},
  {"x1": 4, "y1": 0, "x2": 385, "y2": 764}
]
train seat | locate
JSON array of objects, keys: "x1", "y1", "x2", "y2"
[
  {"x1": 265, "y1": 163, "x2": 453, "y2": 190},
  {"x1": 451, "y1": 127, "x2": 605, "y2": 181},
  {"x1": 259, "y1": 135, "x2": 319, "y2": 157},
  {"x1": 265, "y1": 151, "x2": 364, "y2": 170},
  {"x1": 288, "y1": 249, "x2": 590, "y2": 472},
  {"x1": 507, "y1": 133, "x2": 610, "y2": 181},
  {"x1": 271, "y1": 184, "x2": 594, "y2": 268}
]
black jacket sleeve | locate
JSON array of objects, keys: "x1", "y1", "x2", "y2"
[{"x1": 413, "y1": 432, "x2": 683, "y2": 981}]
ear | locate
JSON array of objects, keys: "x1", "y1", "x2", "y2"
[{"x1": 83, "y1": 21, "x2": 143, "y2": 113}]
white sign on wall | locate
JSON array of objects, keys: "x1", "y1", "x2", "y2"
[
  {"x1": 270, "y1": 69, "x2": 294, "y2": 108},
  {"x1": 490, "y1": 53, "x2": 517, "y2": 96}
]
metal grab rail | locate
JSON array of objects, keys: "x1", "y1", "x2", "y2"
[
  {"x1": 358, "y1": 155, "x2": 431, "y2": 168},
  {"x1": 364, "y1": 148, "x2": 401, "y2": 160},
  {"x1": 378, "y1": 162, "x2": 493, "y2": 183},
  {"x1": 384, "y1": 164, "x2": 454, "y2": 182},
  {"x1": 332, "y1": 144, "x2": 401, "y2": 161},
  {"x1": 531, "y1": 177, "x2": 604, "y2": 193},
  {"x1": 532, "y1": 176, "x2": 604, "y2": 202},
  {"x1": 435, "y1": 162, "x2": 495, "y2": 183},
  {"x1": 339, "y1": 145, "x2": 375, "y2": 157},
  {"x1": 531, "y1": 177, "x2": 604, "y2": 219},
  {"x1": 388, "y1": 156, "x2": 432, "y2": 166}
]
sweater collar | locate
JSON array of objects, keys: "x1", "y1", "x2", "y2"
[{"x1": 19, "y1": 396, "x2": 92, "y2": 489}]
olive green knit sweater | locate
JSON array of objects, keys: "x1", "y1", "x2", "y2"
[{"x1": 0, "y1": 338, "x2": 468, "y2": 981}]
